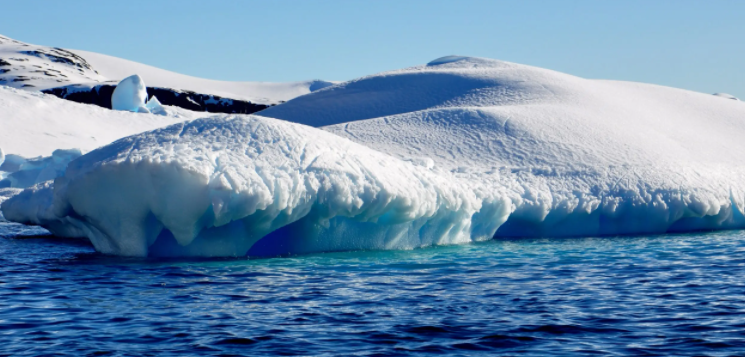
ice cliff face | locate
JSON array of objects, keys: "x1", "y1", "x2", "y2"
[{"x1": 4, "y1": 56, "x2": 745, "y2": 257}]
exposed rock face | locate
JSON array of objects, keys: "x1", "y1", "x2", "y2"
[{"x1": 43, "y1": 84, "x2": 271, "y2": 114}]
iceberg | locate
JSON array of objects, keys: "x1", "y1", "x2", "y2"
[
  {"x1": 263, "y1": 56, "x2": 745, "y2": 238},
  {"x1": 111, "y1": 74, "x2": 148, "y2": 112},
  {"x1": 5, "y1": 56, "x2": 745, "y2": 257},
  {"x1": 1, "y1": 116, "x2": 509, "y2": 257}
]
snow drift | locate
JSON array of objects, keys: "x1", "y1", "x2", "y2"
[{"x1": 5, "y1": 56, "x2": 745, "y2": 257}]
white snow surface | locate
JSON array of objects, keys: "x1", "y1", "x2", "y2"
[
  {"x1": 0, "y1": 35, "x2": 106, "y2": 90},
  {"x1": 263, "y1": 56, "x2": 745, "y2": 237},
  {"x1": 71, "y1": 49, "x2": 336, "y2": 105},
  {"x1": 111, "y1": 75, "x2": 148, "y2": 112},
  {"x1": 0, "y1": 34, "x2": 335, "y2": 105},
  {"x1": 5, "y1": 56, "x2": 745, "y2": 257},
  {"x1": 0, "y1": 85, "x2": 200, "y2": 157}
]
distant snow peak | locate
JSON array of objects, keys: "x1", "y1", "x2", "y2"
[
  {"x1": 713, "y1": 93, "x2": 740, "y2": 101},
  {"x1": 427, "y1": 55, "x2": 472, "y2": 66},
  {"x1": 111, "y1": 74, "x2": 148, "y2": 112}
]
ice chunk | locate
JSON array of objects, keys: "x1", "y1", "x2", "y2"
[
  {"x1": 0, "y1": 149, "x2": 82, "y2": 188},
  {"x1": 0, "y1": 148, "x2": 4, "y2": 168},
  {"x1": 145, "y1": 95, "x2": 167, "y2": 115},
  {"x1": 111, "y1": 74, "x2": 148, "y2": 112},
  {"x1": 0, "y1": 154, "x2": 26, "y2": 173}
]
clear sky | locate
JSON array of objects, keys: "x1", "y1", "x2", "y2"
[{"x1": 2, "y1": 0, "x2": 744, "y2": 98}]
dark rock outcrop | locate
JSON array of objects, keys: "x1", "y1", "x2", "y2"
[{"x1": 42, "y1": 84, "x2": 271, "y2": 114}]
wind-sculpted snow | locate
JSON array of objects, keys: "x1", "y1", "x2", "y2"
[
  {"x1": 2, "y1": 116, "x2": 511, "y2": 257},
  {"x1": 263, "y1": 56, "x2": 745, "y2": 239}
]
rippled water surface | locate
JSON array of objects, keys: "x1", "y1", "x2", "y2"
[{"x1": 2, "y1": 221, "x2": 745, "y2": 356}]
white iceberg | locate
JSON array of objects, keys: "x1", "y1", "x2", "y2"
[
  {"x1": 5, "y1": 56, "x2": 745, "y2": 257},
  {"x1": 263, "y1": 56, "x2": 745, "y2": 238},
  {"x1": 111, "y1": 74, "x2": 148, "y2": 112},
  {"x1": 1, "y1": 115, "x2": 509, "y2": 257}
]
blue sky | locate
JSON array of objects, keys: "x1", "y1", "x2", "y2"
[{"x1": 2, "y1": 0, "x2": 744, "y2": 98}]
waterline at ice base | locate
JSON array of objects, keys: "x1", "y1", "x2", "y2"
[{"x1": 4, "y1": 56, "x2": 745, "y2": 257}]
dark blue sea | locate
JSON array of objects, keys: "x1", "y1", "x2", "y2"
[{"x1": 2, "y1": 221, "x2": 745, "y2": 356}]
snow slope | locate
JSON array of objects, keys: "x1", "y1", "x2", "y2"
[
  {"x1": 264, "y1": 56, "x2": 745, "y2": 237},
  {"x1": 5, "y1": 56, "x2": 745, "y2": 257},
  {"x1": 0, "y1": 35, "x2": 106, "y2": 90},
  {"x1": 73, "y1": 50, "x2": 335, "y2": 105},
  {"x1": 0, "y1": 85, "x2": 199, "y2": 157},
  {"x1": 0, "y1": 34, "x2": 335, "y2": 105}
]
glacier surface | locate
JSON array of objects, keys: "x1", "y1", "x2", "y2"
[{"x1": 5, "y1": 56, "x2": 745, "y2": 257}]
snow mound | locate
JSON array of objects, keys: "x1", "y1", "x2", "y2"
[
  {"x1": 263, "y1": 56, "x2": 745, "y2": 238},
  {"x1": 111, "y1": 75, "x2": 148, "y2": 112},
  {"x1": 0, "y1": 34, "x2": 336, "y2": 105},
  {"x1": 1, "y1": 115, "x2": 509, "y2": 257},
  {"x1": 713, "y1": 93, "x2": 740, "y2": 101}
]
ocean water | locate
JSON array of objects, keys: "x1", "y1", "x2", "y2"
[{"x1": 1, "y1": 221, "x2": 745, "y2": 356}]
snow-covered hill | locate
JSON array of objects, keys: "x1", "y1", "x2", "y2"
[
  {"x1": 0, "y1": 34, "x2": 334, "y2": 105},
  {"x1": 4, "y1": 56, "x2": 745, "y2": 257},
  {"x1": 0, "y1": 35, "x2": 106, "y2": 89},
  {"x1": 72, "y1": 50, "x2": 335, "y2": 105},
  {"x1": 0, "y1": 86, "x2": 199, "y2": 157}
]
